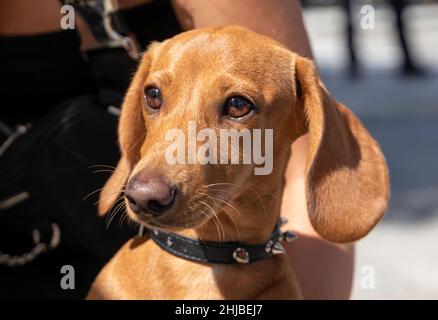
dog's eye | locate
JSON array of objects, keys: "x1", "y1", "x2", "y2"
[
  {"x1": 224, "y1": 96, "x2": 254, "y2": 118},
  {"x1": 144, "y1": 87, "x2": 162, "y2": 110}
]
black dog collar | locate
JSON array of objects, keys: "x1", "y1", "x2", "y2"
[{"x1": 143, "y1": 218, "x2": 297, "y2": 264}]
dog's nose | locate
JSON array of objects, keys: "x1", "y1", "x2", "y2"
[{"x1": 125, "y1": 174, "x2": 176, "y2": 217}]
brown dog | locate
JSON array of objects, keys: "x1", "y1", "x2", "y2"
[{"x1": 87, "y1": 26, "x2": 389, "y2": 299}]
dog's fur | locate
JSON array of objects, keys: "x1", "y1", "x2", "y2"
[{"x1": 87, "y1": 26, "x2": 389, "y2": 299}]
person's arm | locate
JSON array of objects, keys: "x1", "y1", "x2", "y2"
[
  {"x1": 282, "y1": 135, "x2": 354, "y2": 300},
  {"x1": 172, "y1": 0, "x2": 354, "y2": 299},
  {"x1": 171, "y1": 0, "x2": 313, "y2": 58}
]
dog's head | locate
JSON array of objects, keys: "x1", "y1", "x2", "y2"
[{"x1": 99, "y1": 26, "x2": 389, "y2": 243}]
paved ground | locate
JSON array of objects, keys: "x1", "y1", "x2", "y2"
[{"x1": 303, "y1": 3, "x2": 438, "y2": 299}]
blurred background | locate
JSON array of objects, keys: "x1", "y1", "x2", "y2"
[{"x1": 301, "y1": 0, "x2": 438, "y2": 299}]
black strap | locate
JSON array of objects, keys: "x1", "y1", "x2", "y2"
[
  {"x1": 146, "y1": 221, "x2": 297, "y2": 264},
  {"x1": 60, "y1": 0, "x2": 140, "y2": 59}
]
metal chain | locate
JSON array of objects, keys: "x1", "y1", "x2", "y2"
[
  {"x1": 0, "y1": 223, "x2": 61, "y2": 267},
  {"x1": 102, "y1": 0, "x2": 141, "y2": 60},
  {"x1": 0, "y1": 124, "x2": 30, "y2": 158}
]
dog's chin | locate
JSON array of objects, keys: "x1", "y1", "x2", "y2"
[{"x1": 126, "y1": 209, "x2": 208, "y2": 232}]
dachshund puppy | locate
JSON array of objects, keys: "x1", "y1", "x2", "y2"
[{"x1": 87, "y1": 26, "x2": 389, "y2": 299}]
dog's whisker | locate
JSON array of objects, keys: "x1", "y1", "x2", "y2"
[
  {"x1": 211, "y1": 195, "x2": 243, "y2": 217},
  {"x1": 209, "y1": 196, "x2": 242, "y2": 241},
  {"x1": 246, "y1": 186, "x2": 269, "y2": 220},
  {"x1": 125, "y1": 210, "x2": 135, "y2": 228},
  {"x1": 83, "y1": 187, "x2": 104, "y2": 201},
  {"x1": 106, "y1": 207, "x2": 121, "y2": 229},
  {"x1": 128, "y1": 131, "x2": 146, "y2": 152},
  {"x1": 207, "y1": 181, "x2": 278, "y2": 203},
  {"x1": 87, "y1": 164, "x2": 118, "y2": 170},
  {"x1": 201, "y1": 183, "x2": 269, "y2": 232},
  {"x1": 118, "y1": 208, "x2": 130, "y2": 228},
  {"x1": 91, "y1": 169, "x2": 119, "y2": 174},
  {"x1": 105, "y1": 195, "x2": 124, "y2": 219},
  {"x1": 199, "y1": 200, "x2": 224, "y2": 243},
  {"x1": 204, "y1": 188, "x2": 232, "y2": 195},
  {"x1": 186, "y1": 199, "x2": 209, "y2": 240},
  {"x1": 106, "y1": 198, "x2": 126, "y2": 229},
  {"x1": 198, "y1": 201, "x2": 221, "y2": 241},
  {"x1": 203, "y1": 182, "x2": 238, "y2": 189},
  {"x1": 203, "y1": 183, "x2": 271, "y2": 225},
  {"x1": 107, "y1": 196, "x2": 125, "y2": 221},
  {"x1": 199, "y1": 191, "x2": 243, "y2": 238},
  {"x1": 93, "y1": 188, "x2": 126, "y2": 205},
  {"x1": 124, "y1": 213, "x2": 135, "y2": 229},
  {"x1": 245, "y1": 182, "x2": 279, "y2": 200},
  {"x1": 196, "y1": 209, "x2": 212, "y2": 240},
  {"x1": 87, "y1": 164, "x2": 130, "y2": 179},
  {"x1": 203, "y1": 187, "x2": 250, "y2": 208},
  {"x1": 200, "y1": 186, "x2": 246, "y2": 216}
]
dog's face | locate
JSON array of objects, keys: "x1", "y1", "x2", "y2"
[
  {"x1": 100, "y1": 26, "x2": 389, "y2": 243},
  {"x1": 122, "y1": 28, "x2": 296, "y2": 232}
]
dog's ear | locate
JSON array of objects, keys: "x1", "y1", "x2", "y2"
[
  {"x1": 293, "y1": 55, "x2": 389, "y2": 243},
  {"x1": 98, "y1": 44, "x2": 158, "y2": 215}
]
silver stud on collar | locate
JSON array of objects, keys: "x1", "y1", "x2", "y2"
[
  {"x1": 233, "y1": 247, "x2": 250, "y2": 264},
  {"x1": 266, "y1": 240, "x2": 287, "y2": 255},
  {"x1": 271, "y1": 242, "x2": 286, "y2": 255},
  {"x1": 265, "y1": 240, "x2": 274, "y2": 254},
  {"x1": 282, "y1": 231, "x2": 298, "y2": 243},
  {"x1": 167, "y1": 236, "x2": 173, "y2": 246},
  {"x1": 152, "y1": 229, "x2": 159, "y2": 236},
  {"x1": 280, "y1": 217, "x2": 288, "y2": 226}
]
